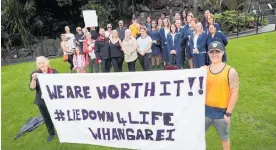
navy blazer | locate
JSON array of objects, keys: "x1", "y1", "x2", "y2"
[
  {"x1": 204, "y1": 23, "x2": 221, "y2": 34},
  {"x1": 167, "y1": 32, "x2": 182, "y2": 52},
  {"x1": 159, "y1": 28, "x2": 169, "y2": 46},
  {"x1": 207, "y1": 31, "x2": 228, "y2": 47},
  {"x1": 183, "y1": 25, "x2": 194, "y2": 49},
  {"x1": 147, "y1": 29, "x2": 161, "y2": 44},
  {"x1": 189, "y1": 32, "x2": 207, "y2": 53}
]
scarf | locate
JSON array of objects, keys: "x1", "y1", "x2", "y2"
[{"x1": 38, "y1": 68, "x2": 54, "y2": 74}]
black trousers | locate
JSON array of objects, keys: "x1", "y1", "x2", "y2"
[
  {"x1": 38, "y1": 105, "x2": 55, "y2": 135},
  {"x1": 138, "y1": 53, "x2": 151, "y2": 71},
  {"x1": 127, "y1": 59, "x2": 136, "y2": 72},
  {"x1": 111, "y1": 56, "x2": 124, "y2": 72},
  {"x1": 101, "y1": 58, "x2": 111, "y2": 73},
  {"x1": 68, "y1": 54, "x2": 74, "y2": 70}
]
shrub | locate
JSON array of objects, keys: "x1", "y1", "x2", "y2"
[{"x1": 214, "y1": 10, "x2": 268, "y2": 34}]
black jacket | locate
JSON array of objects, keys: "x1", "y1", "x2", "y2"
[
  {"x1": 29, "y1": 68, "x2": 58, "y2": 106},
  {"x1": 95, "y1": 37, "x2": 111, "y2": 60}
]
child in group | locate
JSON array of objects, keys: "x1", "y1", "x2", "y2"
[{"x1": 73, "y1": 46, "x2": 86, "y2": 73}]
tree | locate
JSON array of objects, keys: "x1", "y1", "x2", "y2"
[{"x1": 2, "y1": 0, "x2": 36, "y2": 50}]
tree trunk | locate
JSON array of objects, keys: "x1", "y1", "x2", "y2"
[{"x1": 193, "y1": 0, "x2": 198, "y2": 15}]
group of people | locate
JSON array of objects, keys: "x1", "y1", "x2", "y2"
[
  {"x1": 30, "y1": 9, "x2": 239, "y2": 150},
  {"x1": 60, "y1": 10, "x2": 228, "y2": 73}
]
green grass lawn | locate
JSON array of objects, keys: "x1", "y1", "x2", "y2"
[{"x1": 2, "y1": 32, "x2": 276, "y2": 150}]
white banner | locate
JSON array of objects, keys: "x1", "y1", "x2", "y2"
[
  {"x1": 82, "y1": 10, "x2": 98, "y2": 27},
  {"x1": 38, "y1": 69, "x2": 207, "y2": 150}
]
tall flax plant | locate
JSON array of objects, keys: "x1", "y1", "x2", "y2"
[{"x1": 2, "y1": 0, "x2": 36, "y2": 51}]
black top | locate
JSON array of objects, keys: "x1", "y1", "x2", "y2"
[
  {"x1": 95, "y1": 37, "x2": 111, "y2": 60},
  {"x1": 109, "y1": 40, "x2": 123, "y2": 58},
  {"x1": 117, "y1": 27, "x2": 127, "y2": 40},
  {"x1": 75, "y1": 33, "x2": 84, "y2": 52},
  {"x1": 29, "y1": 68, "x2": 58, "y2": 106},
  {"x1": 90, "y1": 30, "x2": 99, "y2": 40}
]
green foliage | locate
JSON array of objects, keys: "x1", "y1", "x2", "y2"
[
  {"x1": 1, "y1": 0, "x2": 36, "y2": 49},
  {"x1": 214, "y1": 10, "x2": 268, "y2": 33}
]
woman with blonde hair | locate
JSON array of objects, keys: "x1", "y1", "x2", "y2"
[
  {"x1": 122, "y1": 29, "x2": 138, "y2": 71},
  {"x1": 82, "y1": 28, "x2": 89, "y2": 36},
  {"x1": 157, "y1": 18, "x2": 163, "y2": 31},
  {"x1": 29, "y1": 56, "x2": 58, "y2": 142},
  {"x1": 159, "y1": 18, "x2": 171, "y2": 66},
  {"x1": 189, "y1": 22, "x2": 207, "y2": 68},
  {"x1": 109, "y1": 30, "x2": 124, "y2": 72}
]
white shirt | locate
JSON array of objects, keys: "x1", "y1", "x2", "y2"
[
  {"x1": 65, "y1": 33, "x2": 76, "y2": 50},
  {"x1": 193, "y1": 35, "x2": 198, "y2": 48},
  {"x1": 164, "y1": 28, "x2": 169, "y2": 39},
  {"x1": 171, "y1": 33, "x2": 176, "y2": 46}
]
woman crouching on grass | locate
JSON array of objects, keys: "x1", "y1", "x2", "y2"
[
  {"x1": 29, "y1": 56, "x2": 58, "y2": 142},
  {"x1": 73, "y1": 46, "x2": 86, "y2": 73}
]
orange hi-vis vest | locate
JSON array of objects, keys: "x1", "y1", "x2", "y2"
[{"x1": 206, "y1": 64, "x2": 231, "y2": 109}]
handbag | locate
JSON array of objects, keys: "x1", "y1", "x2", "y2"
[{"x1": 63, "y1": 55, "x2": 68, "y2": 62}]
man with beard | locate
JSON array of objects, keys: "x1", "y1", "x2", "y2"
[{"x1": 95, "y1": 28, "x2": 111, "y2": 72}]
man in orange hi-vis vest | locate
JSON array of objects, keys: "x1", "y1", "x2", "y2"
[{"x1": 203, "y1": 41, "x2": 239, "y2": 150}]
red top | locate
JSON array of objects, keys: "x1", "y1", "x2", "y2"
[{"x1": 83, "y1": 39, "x2": 98, "y2": 65}]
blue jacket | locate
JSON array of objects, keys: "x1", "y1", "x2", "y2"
[
  {"x1": 207, "y1": 31, "x2": 228, "y2": 47},
  {"x1": 189, "y1": 32, "x2": 208, "y2": 53},
  {"x1": 204, "y1": 23, "x2": 221, "y2": 34},
  {"x1": 167, "y1": 32, "x2": 182, "y2": 52},
  {"x1": 183, "y1": 25, "x2": 194, "y2": 49},
  {"x1": 159, "y1": 28, "x2": 169, "y2": 46}
]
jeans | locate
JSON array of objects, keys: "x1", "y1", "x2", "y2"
[
  {"x1": 111, "y1": 56, "x2": 124, "y2": 72},
  {"x1": 138, "y1": 53, "x2": 151, "y2": 71}
]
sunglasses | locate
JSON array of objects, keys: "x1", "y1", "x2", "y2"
[{"x1": 107, "y1": 27, "x2": 112, "y2": 28}]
